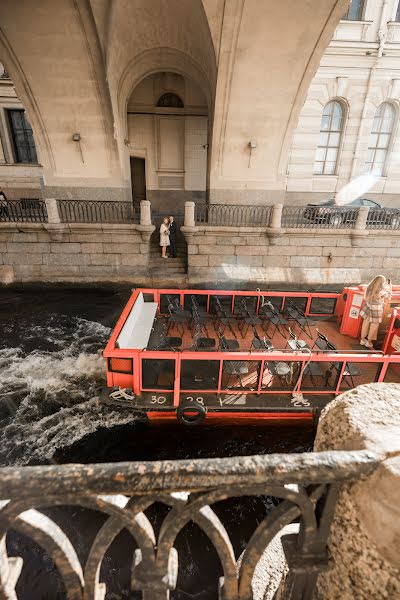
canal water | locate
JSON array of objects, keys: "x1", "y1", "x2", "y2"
[{"x1": 0, "y1": 285, "x2": 315, "y2": 599}]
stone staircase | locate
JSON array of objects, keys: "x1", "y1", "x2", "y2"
[{"x1": 149, "y1": 216, "x2": 188, "y2": 286}]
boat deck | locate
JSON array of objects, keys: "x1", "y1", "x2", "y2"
[{"x1": 104, "y1": 288, "x2": 400, "y2": 422}]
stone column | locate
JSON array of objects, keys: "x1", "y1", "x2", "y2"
[
  {"x1": 314, "y1": 383, "x2": 400, "y2": 600},
  {"x1": 270, "y1": 203, "x2": 283, "y2": 228},
  {"x1": 184, "y1": 201, "x2": 196, "y2": 227},
  {"x1": 45, "y1": 198, "x2": 61, "y2": 224},
  {"x1": 140, "y1": 200, "x2": 152, "y2": 226},
  {"x1": 354, "y1": 206, "x2": 369, "y2": 230}
]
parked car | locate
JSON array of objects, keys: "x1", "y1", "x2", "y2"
[{"x1": 303, "y1": 198, "x2": 400, "y2": 228}]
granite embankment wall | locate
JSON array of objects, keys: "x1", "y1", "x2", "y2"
[
  {"x1": 181, "y1": 226, "x2": 400, "y2": 287},
  {"x1": 0, "y1": 223, "x2": 153, "y2": 284}
]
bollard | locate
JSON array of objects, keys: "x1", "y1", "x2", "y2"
[
  {"x1": 184, "y1": 201, "x2": 196, "y2": 227},
  {"x1": 270, "y1": 204, "x2": 283, "y2": 228},
  {"x1": 45, "y1": 198, "x2": 61, "y2": 224},
  {"x1": 140, "y1": 200, "x2": 152, "y2": 226},
  {"x1": 354, "y1": 206, "x2": 369, "y2": 230}
]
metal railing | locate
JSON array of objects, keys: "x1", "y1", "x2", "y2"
[
  {"x1": 0, "y1": 199, "x2": 48, "y2": 223},
  {"x1": 196, "y1": 204, "x2": 272, "y2": 227},
  {"x1": 366, "y1": 208, "x2": 400, "y2": 230},
  {"x1": 0, "y1": 450, "x2": 380, "y2": 599},
  {"x1": 57, "y1": 199, "x2": 140, "y2": 224},
  {"x1": 282, "y1": 206, "x2": 359, "y2": 229}
]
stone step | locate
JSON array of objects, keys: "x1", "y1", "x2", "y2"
[
  {"x1": 150, "y1": 265, "x2": 187, "y2": 273},
  {"x1": 149, "y1": 272, "x2": 188, "y2": 287}
]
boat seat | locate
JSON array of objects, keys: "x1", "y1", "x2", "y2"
[{"x1": 116, "y1": 292, "x2": 158, "y2": 349}]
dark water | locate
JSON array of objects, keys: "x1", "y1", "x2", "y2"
[{"x1": 0, "y1": 285, "x2": 315, "y2": 599}]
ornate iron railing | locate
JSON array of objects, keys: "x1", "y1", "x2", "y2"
[
  {"x1": 282, "y1": 206, "x2": 359, "y2": 229},
  {"x1": 366, "y1": 208, "x2": 400, "y2": 230},
  {"x1": 0, "y1": 199, "x2": 48, "y2": 223},
  {"x1": 196, "y1": 204, "x2": 273, "y2": 227},
  {"x1": 57, "y1": 199, "x2": 140, "y2": 224},
  {"x1": 0, "y1": 450, "x2": 379, "y2": 599}
]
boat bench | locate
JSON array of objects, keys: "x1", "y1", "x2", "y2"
[{"x1": 117, "y1": 292, "x2": 158, "y2": 349}]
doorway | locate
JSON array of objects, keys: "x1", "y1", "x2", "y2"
[{"x1": 130, "y1": 157, "x2": 146, "y2": 205}]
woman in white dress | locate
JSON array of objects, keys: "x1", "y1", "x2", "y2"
[{"x1": 159, "y1": 217, "x2": 170, "y2": 258}]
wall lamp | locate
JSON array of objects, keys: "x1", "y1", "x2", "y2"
[
  {"x1": 248, "y1": 139, "x2": 257, "y2": 167},
  {"x1": 72, "y1": 133, "x2": 84, "y2": 163}
]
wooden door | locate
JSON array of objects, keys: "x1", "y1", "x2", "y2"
[{"x1": 130, "y1": 157, "x2": 146, "y2": 204}]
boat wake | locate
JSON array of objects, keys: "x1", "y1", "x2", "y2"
[{"x1": 0, "y1": 315, "x2": 139, "y2": 466}]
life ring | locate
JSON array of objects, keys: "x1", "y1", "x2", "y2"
[{"x1": 177, "y1": 401, "x2": 206, "y2": 426}]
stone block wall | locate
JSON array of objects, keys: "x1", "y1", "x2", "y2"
[
  {"x1": 0, "y1": 223, "x2": 153, "y2": 284},
  {"x1": 182, "y1": 225, "x2": 400, "y2": 287}
]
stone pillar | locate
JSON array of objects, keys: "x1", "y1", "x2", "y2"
[
  {"x1": 184, "y1": 201, "x2": 196, "y2": 227},
  {"x1": 354, "y1": 206, "x2": 369, "y2": 230},
  {"x1": 270, "y1": 203, "x2": 283, "y2": 228},
  {"x1": 45, "y1": 198, "x2": 61, "y2": 224},
  {"x1": 140, "y1": 200, "x2": 152, "y2": 226},
  {"x1": 314, "y1": 383, "x2": 400, "y2": 600}
]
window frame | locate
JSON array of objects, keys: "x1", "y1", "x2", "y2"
[
  {"x1": 365, "y1": 102, "x2": 396, "y2": 178},
  {"x1": 7, "y1": 108, "x2": 38, "y2": 165},
  {"x1": 313, "y1": 100, "x2": 346, "y2": 176}
]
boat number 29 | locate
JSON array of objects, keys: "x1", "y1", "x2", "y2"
[{"x1": 185, "y1": 396, "x2": 205, "y2": 405}]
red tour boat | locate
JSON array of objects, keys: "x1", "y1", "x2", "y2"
[{"x1": 101, "y1": 286, "x2": 400, "y2": 425}]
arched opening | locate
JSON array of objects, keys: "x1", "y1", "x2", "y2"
[
  {"x1": 127, "y1": 71, "x2": 208, "y2": 215},
  {"x1": 156, "y1": 92, "x2": 184, "y2": 108}
]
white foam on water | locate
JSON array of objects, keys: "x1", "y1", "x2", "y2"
[{"x1": 0, "y1": 316, "x2": 142, "y2": 466}]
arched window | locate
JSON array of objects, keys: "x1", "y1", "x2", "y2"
[
  {"x1": 365, "y1": 102, "x2": 395, "y2": 176},
  {"x1": 343, "y1": 0, "x2": 365, "y2": 20},
  {"x1": 156, "y1": 93, "x2": 184, "y2": 108},
  {"x1": 313, "y1": 100, "x2": 344, "y2": 175}
]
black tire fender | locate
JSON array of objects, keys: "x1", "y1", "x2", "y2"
[{"x1": 177, "y1": 401, "x2": 207, "y2": 426}]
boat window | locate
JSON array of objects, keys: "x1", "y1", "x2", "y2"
[
  {"x1": 143, "y1": 293, "x2": 155, "y2": 302},
  {"x1": 338, "y1": 361, "x2": 381, "y2": 391},
  {"x1": 159, "y1": 293, "x2": 180, "y2": 314},
  {"x1": 209, "y1": 295, "x2": 233, "y2": 314},
  {"x1": 320, "y1": 360, "x2": 344, "y2": 391},
  {"x1": 260, "y1": 296, "x2": 283, "y2": 311},
  {"x1": 384, "y1": 363, "x2": 400, "y2": 384},
  {"x1": 261, "y1": 360, "x2": 300, "y2": 391},
  {"x1": 108, "y1": 357, "x2": 133, "y2": 374},
  {"x1": 309, "y1": 297, "x2": 337, "y2": 315},
  {"x1": 142, "y1": 358, "x2": 175, "y2": 390},
  {"x1": 221, "y1": 360, "x2": 261, "y2": 391},
  {"x1": 180, "y1": 360, "x2": 219, "y2": 390},
  {"x1": 284, "y1": 296, "x2": 307, "y2": 312},
  {"x1": 233, "y1": 295, "x2": 258, "y2": 314},
  {"x1": 184, "y1": 294, "x2": 208, "y2": 313}
]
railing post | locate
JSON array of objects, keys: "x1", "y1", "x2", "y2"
[
  {"x1": 45, "y1": 198, "x2": 61, "y2": 224},
  {"x1": 270, "y1": 203, "x2": 283, "y2": 228},
  {"x1": 140, "y1": 200, "x2": 152, "y2": 226},
  {"x1": 184, "y1": 201, "x2": 196, "y2": 227},
  {"x1": 354, "y1": 206, "x2": 369, "y2": 230}
]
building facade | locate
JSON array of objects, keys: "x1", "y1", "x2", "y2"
[{"x1": 287, "y1": 0, "x2": 400, "y2": 207}]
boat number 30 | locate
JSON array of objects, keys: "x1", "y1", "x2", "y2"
[{"x1": 150, "y1": 395, "x2": 167, "y2": 404}]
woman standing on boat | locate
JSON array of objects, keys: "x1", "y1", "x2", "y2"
[
  {"x1": 360, "y1": 275, "x2": 392, "y2": 349},
  {"x1": 159, "y1": 217, "x2": 170, "y2": 258}
]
